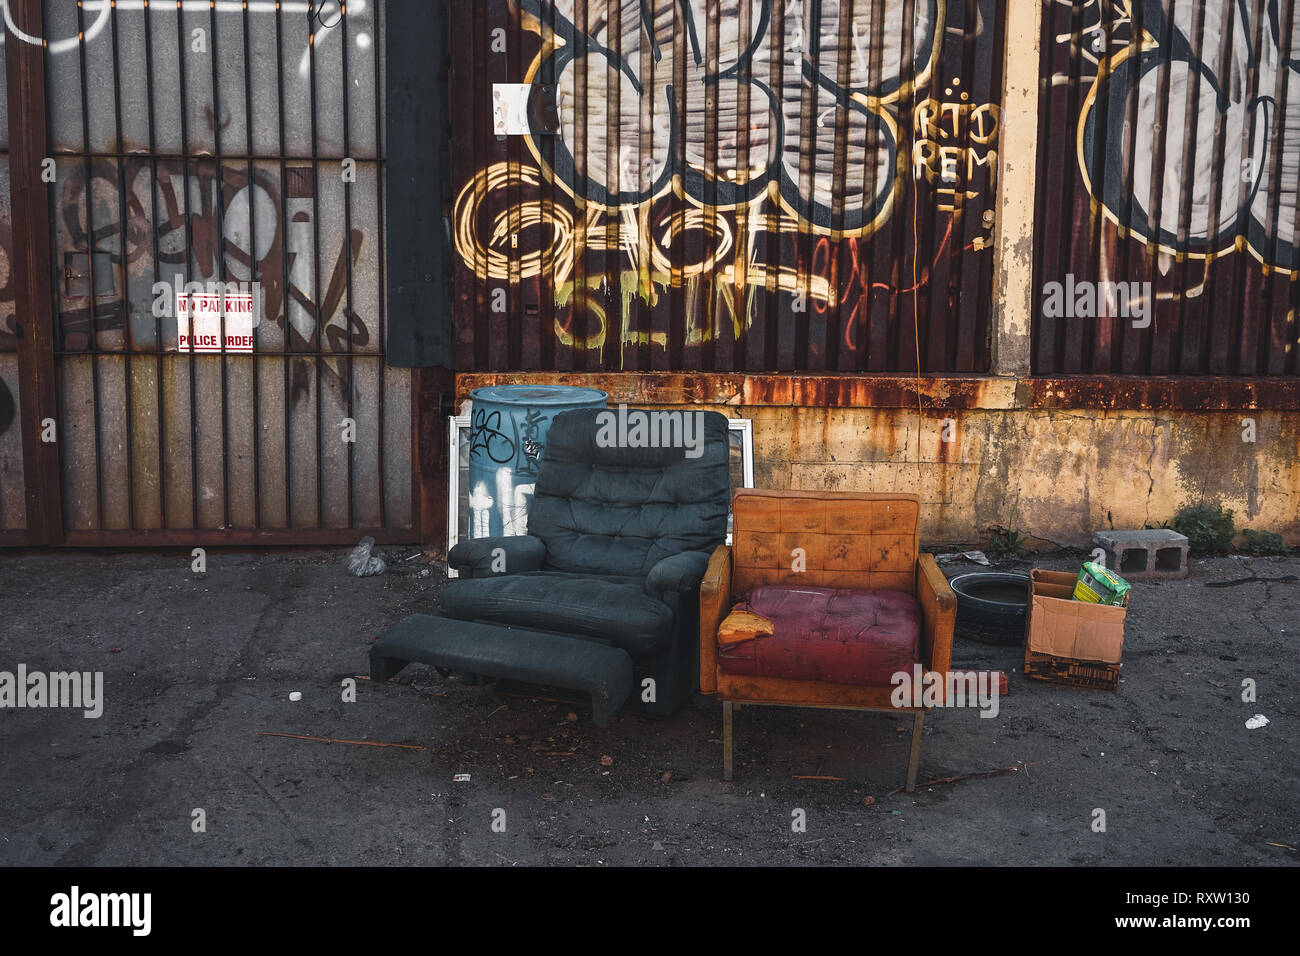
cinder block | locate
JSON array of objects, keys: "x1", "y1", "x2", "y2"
[{"x1": 1092, "y1": 529, "x2": 1189, "y2": 580}]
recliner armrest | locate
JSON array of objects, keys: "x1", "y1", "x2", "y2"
[
  {"x1": 448, "y1": 535, "x2": 547, "y2": 578},
  {"x1": 915, "y1": 553, "x2": 956, "y2": 686},
  {"x1": 645, "y1": 550, "x2": 713, "y2": 602}
]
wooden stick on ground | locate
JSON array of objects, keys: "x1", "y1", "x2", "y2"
[
  {"x1": 887, "y1": 762, "x2": 1032, "y2": 796},
  {"x1": 257, "y1": 731, "x2": 428, "y2": 751}
]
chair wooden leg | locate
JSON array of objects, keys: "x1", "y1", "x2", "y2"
[
  {"x1": 905, "y1": 711, "x2": 924, "y2": 793},
  {"x1": 722, "y1": 700, "x2": 734, "y2": 781}
]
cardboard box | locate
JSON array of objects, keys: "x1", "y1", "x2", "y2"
[{"x1": 1024, "y1": 569, "x2": 1126, "y2": 690}]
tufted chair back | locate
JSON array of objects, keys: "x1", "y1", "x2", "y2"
[
  {"x1": 528, "y1": 408, "x2": 732, "y2": 579},
  {"x1": 730, "y1": 489, "x2": 920, "y2": 596}
]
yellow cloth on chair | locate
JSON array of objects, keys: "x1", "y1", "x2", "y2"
[{"x1": 717, "y1": 608, "x2": 775, "y2": 645}]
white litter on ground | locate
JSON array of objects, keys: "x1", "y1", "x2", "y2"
[
  {"x1": 1245, "y1": 714, "x2": 1269, "y2": 730},
  {"x1": 454, "y1": 773, "x2": 471, "y2": 782},
  {"x1": 288, "y1": 691, "x2": 302, "y2": 701}
]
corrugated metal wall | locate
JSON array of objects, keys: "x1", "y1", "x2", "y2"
[
  {"x1": 449, "y1": 0, "x2": 1006, "y2": 373},
  {"x1": 1034, "y1": 0, "x2": 1300, "y2": 376},
  {"x1": 4, "y1": 0, "x2": 414, "y2": 544}
]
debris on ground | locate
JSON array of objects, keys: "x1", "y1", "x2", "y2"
[
  {"x1": 887, "y1": 762, "x2": 1031, "y2": 796},
  {"x1": 344, "y1": 536, "x2": 387, "y2": 577},
  {"x1": 288, "y1": 691, "x2": 302, "y2": 701},
  {"x1": 453, "y1": 773, "x2": 471, "y2": 782},
  {"x1": 600, "y1": 755, "x2": 614, "y2": 766},
  {"x1": 863, "y1": 795, "x2": 875, "y2": 807},
  {"x1": 961, "y1": 551, "x2": 992, "y2": 566},
  {"x1": 256, "y1": 732, "x2": 427, "y2": 751},
  {"x1": 1245, "y1": 714, "x2": 1270, "y2": 730}
]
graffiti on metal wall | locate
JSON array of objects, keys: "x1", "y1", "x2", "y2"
[
  {"x1": 519, "y1": 0, "x2": 941, "y2": 231},
  {"x1": 454, "y1": 0, "x2": 1000, "y2": 363},
  {"x1": 53, "y1": 160, "x2": 370, "y2": 387},
  {"x1": 1070, "y1": 0, "x2": 1300, "y2": 273}
]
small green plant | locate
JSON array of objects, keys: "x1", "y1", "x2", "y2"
[
  {"x1": 1242, "y1": 529, "x2": 1289, "y2": 555},
  {"x1": 986, "y1": 493, "x2": 1026, "y2": 556},
  {"x1": 1169, "y1": 503, "x2": 1235, "y2": 553},
  {"x1": 986, "y1": 525, "x2": 1026, "y2": 556}
]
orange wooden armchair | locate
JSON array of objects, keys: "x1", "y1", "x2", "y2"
[{"x1": 699, "y1": 489, "x2": 956, "y2": 792}]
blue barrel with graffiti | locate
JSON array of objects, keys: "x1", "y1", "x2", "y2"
[{"x1": 467, "y1": 385, "x2": 608, "y2": 539}]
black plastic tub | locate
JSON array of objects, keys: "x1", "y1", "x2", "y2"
[{"x1": 948, "y1": 571, "x2": 1031, "y2": 646}]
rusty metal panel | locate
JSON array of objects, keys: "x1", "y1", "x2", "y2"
[
  {"x1": 449, "y1": 0, "x2": 1006, "y2": 373},
  {"x1": 0, "y1": 350, "x2": 25, "y2": 532},
  {"x1": 1034, "y1": 0, "x2": 1300, "y2": 376},
  {"x1": 20, "y1": 0, "x2": 413, "y2": 541},
  {"x1": 0, "y1": 150, "x2": 19, "y2": 531}
]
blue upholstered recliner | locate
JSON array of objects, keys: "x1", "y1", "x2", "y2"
[{"x1": 441, "y1": 407, "x2": 732, "y2": 716}]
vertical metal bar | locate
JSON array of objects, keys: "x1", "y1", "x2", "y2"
[
  {"x1": 669, "y1": 0, "x2": 686, "y2": 371},
  {"x1": 710, "y1": 0, "x2": 723, "y2": 372},
  {"x1": 1171, "y1": 0, "x2": 1212, "y2": 374},
  {"x1": 543, "y1": 0, "x2": 558, "y2": 373},
  {"x1": 643, "y1": 0, "x2": 660, "y2": 374},
  {"x1": 1278, "y1": 0, "x2": 1300, "y2": 375},
  {"x1": 1237, "y1": 0, "x2": 1272, "y2": 374},
  {"x1": 5, "y1": 0, "x2": 63, "y2": 544},
  {"x1": 209, "y1": 0, "x2": 233, "y2": 531},
  {"x1": 108, "y1": 0, "x2": 136, "y2": 531},
  {"x1": 825, "y1": 0, "x2": 852, "y2": 372},
  {"x1": 241, "y1": 0, "x2": 263, "y2": 530},
  {"x1": 175, "y1": 3, "x2": 201, "y2": 530},
  {"x1": 275, "y1": 1, "x2": 294, "y2": 528},
  {"x1": 307, "y1": 2, "x2": 325, "y2": 529},
  {"x1": 792, "y1": 0, "x2": 815, "y2": 370},
  {"x1": 573, "y1": 0, "x2": 589, "y2": 372},
  {"x1": 341, "y1": 0, "x2": 356, "y2": 529},
  {"x1": 1262, "y1": 0, "x2": 1298, "y2": 374},
  {"x1": 1203, "y1": 0, "x2": 1241, "y2": 374},
  {"x1": 605, "y1": 0, "x2": 620, "y2": 372},
  {"x1": 866, "y1": 0, "x2": 893, "y2": 371},
  {"x1": 373, "y1": 0, "x2": 387, "y2": 528},
  {"x1": 881, "y1": 0, "x2": 909, "y2": 370},
  {"x1": 74, "y1": 0, "x2": 108, "y2": 532},
  {"x1": 762, "y1": 0, "x2": 785, "y2": 373},
  {"x1": 732, "y1": 0, "x2": 754, "y2": 374},
  {"x1": 142, "y1": 0, "x2": 169, "y2": 529},
  {"x1": 1059, "y1": 0, "x2": 1089, "y2": 373},
  {"x1": 949, "y1": 0, "x2": 983, "y2": 372}
]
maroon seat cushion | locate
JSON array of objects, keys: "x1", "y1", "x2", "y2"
[{"x1": 717, "y1": 585, "x2": 921, "y2": 687}]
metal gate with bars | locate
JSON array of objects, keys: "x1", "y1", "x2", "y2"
[{"x1": 0, "y1": 0, "x2": 415, "y2": 547}]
